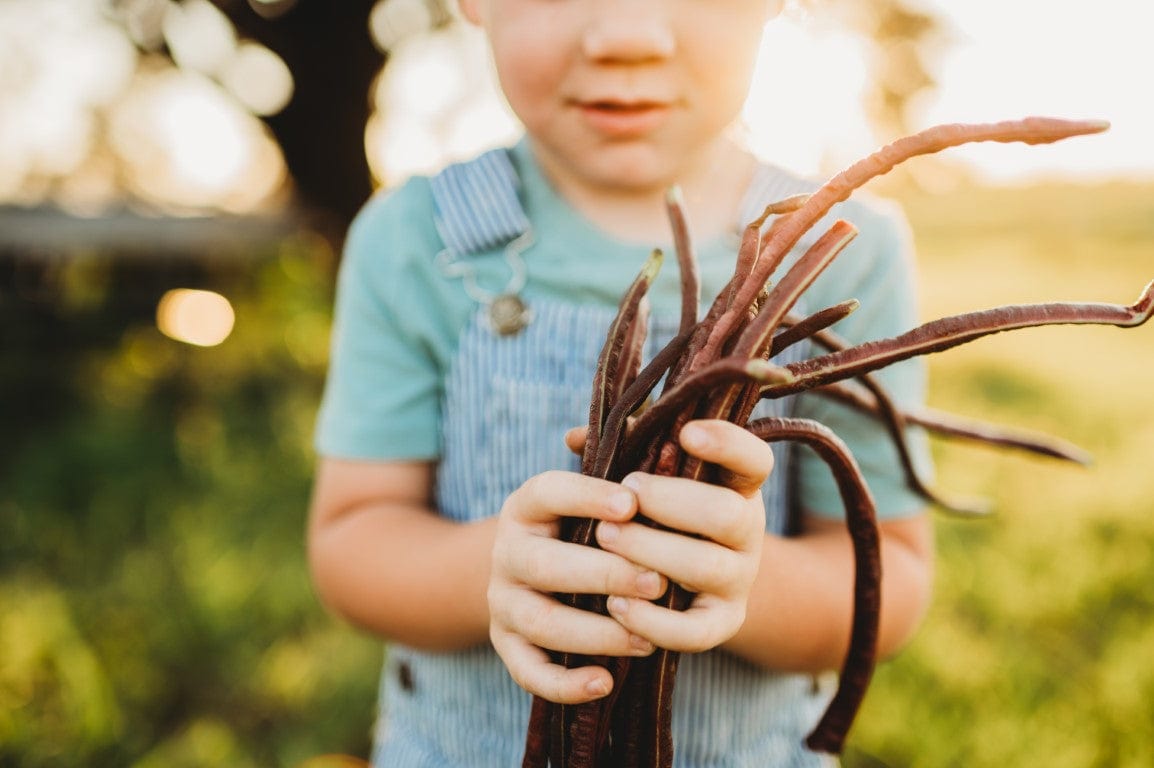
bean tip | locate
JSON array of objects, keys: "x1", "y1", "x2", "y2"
[
  {"x1": 642, "y1": 248, "x2": 665, "y2": 279},
  {"x1": 746, "y1": 359, "x2": 795, "y2": 384}
]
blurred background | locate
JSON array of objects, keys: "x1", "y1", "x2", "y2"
[{"x1": 1, "y1": 0, "x2": 1151, "y2": 766}]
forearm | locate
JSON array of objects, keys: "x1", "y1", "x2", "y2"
[
  {"x1": 308, "y1": 463, "x2": 499, "y2": 650},
  {"x1": 722, "y1": 514, "x2": 933, "y2": 672}
]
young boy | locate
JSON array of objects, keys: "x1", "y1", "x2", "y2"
[{"x1": 308, "y1": 1, "x2": 934, "y2": 765}]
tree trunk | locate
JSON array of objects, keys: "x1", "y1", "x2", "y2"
[{"x1": 212, "y1": 0, "x2": 385, "y2": 234}]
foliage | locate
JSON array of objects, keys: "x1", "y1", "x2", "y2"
[{"x1": 0, "y1": 233, "x2": 378, "y2": 767}]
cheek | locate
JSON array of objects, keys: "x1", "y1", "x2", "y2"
[
  {"x1": 488, "y1": 32, "x2": 566, "y2": 122},
  {"x1": 685, "y1": 70, "x2": 752, "y2": 135},
  {"x1": 690, "y1": 30, "x2": 765, "y2": 119},
  {"x1": 493, "y1": 58, "x2": 550, "y2": 119}
]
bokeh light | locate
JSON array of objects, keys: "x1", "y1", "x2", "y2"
[
  {"x1": 0, "y1": 0, "x2": 290, "y2": 215},
  {"x1": 162, "y1": 0, "x2": 236, "y2": 77},
  {"x1": 369, "y1": 0, "x2": 434, "y2": 52},
  {"x1": 108, "y1": 66, "x2": 286, "y2": 213},
  {"x1": 743, "y1": 16, "x2": 874, "y2": 178},
  {"x1": 0, "y1": 0, "x2": 138, "y2": 205},
  {"x1": 221, "y1": 41, "x2": 294, "y2": 117},
  {"x1": 156, "y1": 288, "x2": 236, "y2": 347},
  {"x1": 366, "y1": 20, "x2": 519, "y2": 185}
]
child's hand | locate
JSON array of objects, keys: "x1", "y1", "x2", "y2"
[
  {"x1": 488, "y1": 468, "x2": 667, "y2": 704},
  {"x1": 488, "y1": 419, "x2": 772, "y2": 704},
  {"x1": 597, "y1": 419, "x2": 771, "y2": 655}
]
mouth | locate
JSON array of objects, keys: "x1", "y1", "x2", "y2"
[
  {"x1": 580, "y1": 98, "x2": 671, "y2": 115},
  {"x1": 574, "y1": 99, "x2": 673, "y2": 137},
  {"x1": 585, "y1": 99, "x2": 666, "y2": 110}
]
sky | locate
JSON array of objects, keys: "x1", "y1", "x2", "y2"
[
  {"x1": 745, "y1": 0, "x2": 1154, "y2": 183},
  {"x1": 913, "y1": 0, "x2": 1154, "y2": 182}
]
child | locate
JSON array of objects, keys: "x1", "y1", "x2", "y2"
[{"x1": 308, "y1": 1, "x2": 935, "y2": 765}]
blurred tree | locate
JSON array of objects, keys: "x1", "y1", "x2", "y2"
[
  {"x1": 203, "y1": 0, "x2": 385, "y2": 231},
  {"x1": 799, "y1": 0, "x2": 948, "y2": 138}
]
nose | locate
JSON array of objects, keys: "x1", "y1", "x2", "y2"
[{"x1": 581, "y1": 0, "x2": 676, "y2": 62}]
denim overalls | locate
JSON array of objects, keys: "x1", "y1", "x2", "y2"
[{"x1": 371, "y1": 148, "x2": 839, "y2": 768}]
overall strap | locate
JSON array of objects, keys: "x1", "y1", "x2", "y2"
[{"x1": 430, "y1": 147, "x2": 531, "y2": 255}]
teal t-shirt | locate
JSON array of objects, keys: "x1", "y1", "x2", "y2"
[{"x1": 315, "y1": 138, "x2": 932, "y2": 520}]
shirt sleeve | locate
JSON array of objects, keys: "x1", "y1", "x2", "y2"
[
  {"x1": 313, "y1": 186, "x2": 444, "y2": 461},
  {"x1": 791, "y1": 199, "x2": 934, "y2": 520}
]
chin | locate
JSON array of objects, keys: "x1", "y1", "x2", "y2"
[
  {"x1": 531, "y1": 129, "x2": 692, "y2": 196},
  {"x1": 578, "y1": 146, "x2": 683, "y2": 194}
]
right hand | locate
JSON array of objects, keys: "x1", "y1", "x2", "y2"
[{"x1": 487, "y1": 469, "x2": 665, "y2": 704}]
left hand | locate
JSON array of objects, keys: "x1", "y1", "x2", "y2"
[{"x1": 592, "y1": 419, "x2": 772, "y2": 653}]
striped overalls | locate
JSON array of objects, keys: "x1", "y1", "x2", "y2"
[{"x1": 371, "y1": 148, "x2": 839, "y2": 768}]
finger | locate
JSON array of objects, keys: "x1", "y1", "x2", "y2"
[
  {"x1": 564, "y1": 426, "x2": 588, "y2": 456},
  {"x1": 605, "y1": 594, "x2": 745, "y2": 654},
  {"x1": 595, "y1": 518, "x2": 749, "y2": 595},
  {"x1": 499, "y1": 535, "x2": 666, "y2": 600},
  {"x1": 488, "y1": 585, "x2": 656, "y2": 659},
  {"x1": 490, "y1": 626, "x2": 614, "y2": 704},
  {"x1": 616, "y1": 472, "x2": 763, "y2": 551},
  {"x1": 678, "y1": 420, "x2": 775, "y2": 497},
  {"x1": 505, "y1": 470, "x2": 636, "y2": 527}
]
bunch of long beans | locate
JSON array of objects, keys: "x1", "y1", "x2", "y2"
[{"x1": 521, "y1": 117, "x2": 1154, "y2": 768}]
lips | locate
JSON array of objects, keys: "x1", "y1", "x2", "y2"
[{"x1": 574, "y1": 98, "x2": 673, "y2": 138}]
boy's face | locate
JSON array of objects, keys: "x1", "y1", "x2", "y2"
[{"x1": 460, "y1": 0, "x2": 781, "y2": 196}]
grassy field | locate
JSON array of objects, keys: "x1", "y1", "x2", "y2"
[{"x1": 846, "y1": 179, "x2": 1154, "y2": 768}]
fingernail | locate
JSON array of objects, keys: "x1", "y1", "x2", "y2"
[
  {"x1": 586, "y1": 677, "x2": 610, "y2": 697},
  {"x1": 606, "y1": 595, "x2": 628, "y2": 616},
  {"x1": 607, "y1": 491, "x2": 633, "y2": 517},
  {"x1": 620, "y1": 473, "x2": 642, "y2": 492},
  {"x1": 597, "y1": 521, "x2": 620, "y2": 545},
  {"x1": 636, "y1": 570, "x2": 662, "y2": 597},
  {"x1": 681, "y1": 423, "x2": 709, "y2": 451}
]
